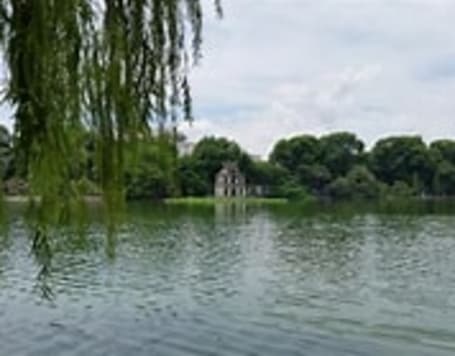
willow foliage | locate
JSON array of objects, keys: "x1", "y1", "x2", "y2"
[{"x1": 0, "y1": 0, "x2": 221, "y2": 225}]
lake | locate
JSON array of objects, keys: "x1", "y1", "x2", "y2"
[{"x1": 1, "y1": 201, "x2": 455, "y2": 355}]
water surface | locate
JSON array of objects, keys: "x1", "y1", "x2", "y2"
[{"x1": 1, "y1": 202, "x2": 455, "y2": 355}]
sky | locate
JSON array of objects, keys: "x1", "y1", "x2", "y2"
[
  {"x1": 178, "y1": 0, "x2": 455, "y2": 157},
  {"x1": 1, "y1": 1, "x2": 455, "y2": 157}
]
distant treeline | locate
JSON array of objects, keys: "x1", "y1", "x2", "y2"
[
  {"x1": 178, "y1": 132, "x2": 455, "y2": 201},
  {"x1": 1, "y1": 124, "x2": 455, "y2": 201}
]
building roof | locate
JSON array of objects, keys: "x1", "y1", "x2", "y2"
[{"x1": 216, "y1": 162, "x2": 243, "y2": 177}]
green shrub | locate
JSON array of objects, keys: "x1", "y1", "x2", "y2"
[{"x1": 276, "y1": 180, "x2": 312, "y2": 201}]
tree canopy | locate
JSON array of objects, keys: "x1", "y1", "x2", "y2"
[
  {"x1": 0, "y1": 0, "x2": 221, "y2": 222},
  {"x1": 319, "y1": 132, "x2": 364, "y2": 177},
  {"x1": 4, "y1": 127, "x2": 455, "y2": 202},
  {"x1": 266, "y1": 132, "x2": 455, "y2": 200},
  {"x1": 369, "y1": 136, "x2": 435, "y2": 192},
  {"x1": 0, "y1": 124, "x2": 11, "y2": 180},
  {"x1": 178, "y1": 136, "x2": 253, "y2": 196}
]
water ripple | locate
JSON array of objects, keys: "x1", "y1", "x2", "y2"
[{"x1": 1, "y1": 207, "x2": 455, "y2": 355}]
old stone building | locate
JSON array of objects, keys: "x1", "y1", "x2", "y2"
[{"x1": 214, "y1": 162, "x2": 247, "y2": 197}]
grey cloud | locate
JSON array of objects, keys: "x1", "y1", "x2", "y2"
[{"x1": 185, "y1": 0, "x2": 455, "y2": 155}]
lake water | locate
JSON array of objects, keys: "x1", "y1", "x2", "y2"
[{"x1": 1, "y1": 202, "x2": 455, "y2": 355}]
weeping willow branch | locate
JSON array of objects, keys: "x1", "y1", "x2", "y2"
[{"x1": 0, "y1": 0, "x2": 221, "y2": 226}]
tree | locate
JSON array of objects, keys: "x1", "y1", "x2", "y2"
[
  {"x1": 432, "y1": 161, "x2": 455, "y2": 196},
  {"x1": 269, "y1": 135, "x2": 320, "y2": 172},
  {"x1": 249, "y1": 161, "x2": 288, "y2": 186},
  {"x1": 0, "y1": 0, "x2": 222, "y2": 221},
  {"x1": 276, "y1": 179, "x2": 312, "y2": 201},
  {"x1": 369, "y1": 136, "x2": 435, "y2": 192},
  {"x1": 0, "y1": 125, "x2": 11, "y2": 180},
  {"x1": 247, "y1": 161, "x2": 291, "y2": 197},
  {"x1": 125, "y1": 138, "x2": 177, "y2": 200},
  {"x1": 177, "y1": 156, "x2": 209, "y2": 197},
  {"x1": 430, "y1": 140, "x2": 455, "y2": 165},
  {"x1": 269, "y1": 133, "x2": 364, "y2": 195},
  {"x1": 428, "y1": 140, "x2": 455, "y2": 196},
  {"x1": 319, "y1": 132, "x2": 365, "y2": 178},
  {"x1": 185, "y1": 136, "x2": 252, "y2": 195},
  {"x1": 296, "y1": 164, "x2": 332, "y2": 194},
  {"x1": 387, "y1": 181, "x2": 416, "y2": 198},
  {"x1": 327, "y1": 177, "x2": 351, "y2": 200},
  {"x1": 328, "y1": 165, "x2": 380, "y2": 200}
]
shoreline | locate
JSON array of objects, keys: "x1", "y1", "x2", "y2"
[
  {"x1": 3, "y1": 195, "x2": 103, "y2": 204},
  {"x1": 164, "y1": 197, "x2": 289, "y2": 205}
]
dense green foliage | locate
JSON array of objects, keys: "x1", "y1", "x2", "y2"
[
  {"x1": 178, "y1": 137, "x2": 255, "y2": 196},
  {"x1": 369, "y1": 136, "x2": 434, "y2": 190},
  {"x1": 0, "y1": 0, "x2": 221, "y2": 225},
  {"x1": 125, "y1": 137, "x2": 177, "y2": 200},
  {"x1": 0, "y1": 125, "x2": 11, "y2": 180},
  {"x1": 3, "y1": 123, "x2": 455, "y2": 202},
  {"x1": 102, "y1": 132, "x2": 455, "y2": 201},
  {"x1": 270, "y1": 133, "x2": 455, "y2": 200}
]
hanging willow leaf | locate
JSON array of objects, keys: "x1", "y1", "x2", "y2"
[{"x1": 0, "y1": 0, "x2": 221, "y2": 227}]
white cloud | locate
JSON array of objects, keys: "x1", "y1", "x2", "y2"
[
  {"x1": 182, "y1": 64, "x2": 384, "y2": 156},
  {"x1": 2, "y1": 1, "x2": 455, "y2": 156},
  {"x1": 182, "y1": 0, "x2": 455, "y2": 156}
]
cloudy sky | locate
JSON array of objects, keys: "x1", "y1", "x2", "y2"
[{"x1": 178, "y1": 0, "x2": 455, "y2": 156}]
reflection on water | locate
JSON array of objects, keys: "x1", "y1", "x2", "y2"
[{"x1": 1, "y1": 201, "x2": 455, "y2": 355}]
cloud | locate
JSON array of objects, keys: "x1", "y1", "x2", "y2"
[
  {"x1": 2, "y1": 1, "x2": 455, "y2": 156},
  {"x1": 181, "y1": 0, "x2": 455, "y2": 156},
  {"x1": 182, "y1": 64, "x2": 383, "y2": 155}
]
